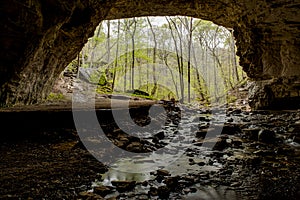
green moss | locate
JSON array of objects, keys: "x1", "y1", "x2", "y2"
[
  {"x1": 47, "y1": 92, "x2": 65, "y2": 101},
  {"x1": 96, "y1": 86, "x2": 112, "y2": 94},
  {"x1": 226, "y1": 95, "x2": 238, "y2": 103},
  {"x1": 130, "y1": 93, "x2": 157, "y2": 100}
]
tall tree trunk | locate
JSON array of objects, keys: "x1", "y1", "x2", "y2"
[
  {"x1": 147, "y1": 17, "x2": 158, "y2": 96},
  {"x1": 124, "y1": 20, "x2": 129, "y2": 92},
  {"x1": 146, "y1": 29, "x2": 150, "y2": 92},
  {"x1": 89, "y1": 23, "x2": 102, "y2": 68},
  {"x1": 131, "y1": 18, "x2": 137, "y2": 90},
  {"x1": 106, "y1": 20, "x2": 111, "y2": 87},
  {"x1": 167, "y1": 17, "x2": 184, "y2": 103},
  {"x1": 178, "y1": 19, "x2": 184, "y2": 103},
  {"x1": 107, "y1": 21, "x2": 111, "y2": 64},
  {"x1": 213, "y1": 50, "x2": 218, "y2": 99},
  {"x1": 186, "y1": 17, "x2": 193, "y2": 103},
  {"x1": 192, "y1": 45, "x2": 207, "y2": 101},
  {"x1": 112, "y1": 20, "x2": 120, "y2": 90},
  {"x1": 211, "y1": 48, "x2": 233, "y2": 90},
  {"x1": 138, "y1": 59, "x2": 141, "y2": 88},
  {"x1": 181, "y1": 16, "x2": 196, "y2": 103},
  {"x1": 209, "y1": 27, "x2": 233, "y2": 91},
  {"x1": 205, "y1": 46, "x2": 208, "y2": 89},
  {"x1": 163, "y1": 54, "x2": 179, "y2": 99}
]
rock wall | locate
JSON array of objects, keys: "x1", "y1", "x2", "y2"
[
  {"x1": 248, "y1": 77, "x2": 300, "y2": 110},
  {"x1": 0, "y1": 0, "x2": 299, "y2": 109},
  {"x1": 0, "y1": 0, "x2": 115, "y2": 106}
]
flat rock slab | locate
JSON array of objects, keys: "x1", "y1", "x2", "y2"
[
  {"x1": 0, "y1": 99, "x2": 157, "y2": 112},
  {"x1": 0, "y1": 99, "x2": 157, "y2": 140}
]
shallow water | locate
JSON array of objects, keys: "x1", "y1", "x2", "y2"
[{"x1": 91, "y1": 108, "x2": 300, "y2": 199}]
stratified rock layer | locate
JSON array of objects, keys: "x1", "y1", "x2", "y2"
[{"x1": 0, "y1": 0, "x2": 299, "y2": 108}]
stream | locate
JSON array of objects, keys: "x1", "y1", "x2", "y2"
[
  {"x1": 0, "y1": 103, "x2": 299, "y2": 199},
  {"x1": 81, "y1": 104, "x2": 300, "y2": 199}
]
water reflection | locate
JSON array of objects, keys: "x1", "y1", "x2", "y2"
[
  {"x1": 184, "y1": 186, "x2": 241, "y2": 200},
  {"x1": 101, "y1": 168, "x2": 153, "y2": 186}
]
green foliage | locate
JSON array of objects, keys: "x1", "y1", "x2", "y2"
[
  {"x1": 96, "y1": 86, "x2": 112, "y2": 94},
  {"x1": 135, "y1": 49, "x2": 152, "y2": 62},
  {"x1": 47, "y1": 92, "x2": 65, "y2": 101},
  {"x1": 226, "y1": 95, "x2": 238, "y2": 103},
  {"x1": 65, "y1": 59, "x2": 78, "y2": 74},
  {"x1": 81, "y1": 63, "x2": 90, "y2": 69},
  {"x1": 130, "y1": 93, "x2": 156, "y2": 100},
  {"x1": 75, "y1": 16, "x2": 247, "y2": 106},
  {"x1": 98, "y1": 74, "x2": 107, "y2": 86},
  {"x1": 139, "y1": 84, "x2": 177, "y2": 100}
]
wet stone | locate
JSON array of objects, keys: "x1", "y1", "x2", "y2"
[
  {"x1": 183, "y1": 188, "x2": 191, "y2": 194},
  {"x1": 290, "y1": 134, "x2": 300, "y2": 143},
  {"x1": 4, "y1": 102, "x2": 300, "y2": 199},
  {"x1": 79, "y1": 191, "x2": 104, "y2": 199},
  {"x1": 212, "y1": 138, "x2": 229, "y2": 151},
  {"x1": 164, "y1": 176, "x2": 179, "y2": 187},
  {"x1": 231, "y1": 137, "x2": 243, "y2": 148},
  {"x1": 136, "y1": 194, "x2": 149, "y2": 200},
  {"x1": 148, "y1": 187, "x2": 158, "y2": 196},
  {"x1": 182, "y1": 175, "x2": 196, "y2": 184},
  {"x1": 195, "y1": 129, "x2": 208, "y2": 138},
  {"x1": 189, "y1": 158, "x2": 206, "y2": 166},
  {"x1": 242, "y1": 128, "x2": 260, "y2": 140},
  {"x1": 221, "y1": 124, "x2": 242, "y2": 135},
  {"x1": 155, "y1": 175, "x2": 164, "y2": 183},
  {"x1": 126, "y1": 142, "x2": 142, "y2": 152},
  {"x1": 154, "y1": 131, "x2": 165, "y2": 140},
  {"x1": 227, "y1": 118, "x2": 234, "y2": 122},
  {"x1": 157, "y1": 185, "x2": 171, "y2": 199},
  {"x1": 93, "y1": 186, "x2": 114, "y2": 197},
  {"x1": 111, "y1": 181, "x2": 136, "y2": 192},
  {"x1": 156, "y1": 169, "x2": 170, "y2": 176},
  {"x1": 141, "y1": 181, "x2": 148, "y2": 187},
  {"x1": 152, "y1": 137, "x2": 159, "y2": 144},
  {"x1": 230, "y1": 181, "x2": 242, "y2": 187},
  {"x1": 114, "y1": 140, "x2": 127, "y2": 148},
  {"x1": 228, "y1": 109, "x2": 242, "y2": 115},
  {"x1": 199, "y1": 116, "x2": 211, "y2": 122},
  {"x1": 258, "y1": 129, "x2": 276, "y2": 143}
]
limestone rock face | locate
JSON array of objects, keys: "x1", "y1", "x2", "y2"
[
  {"x1": 248, "y1": 77, "x2": 300, "y2": 110},
  {"x1": 0, "y1": 0, "x2": 299, "y2": 109},
  {"x1": 0, "y1": 0, "x2": 115, "y2": 106}
]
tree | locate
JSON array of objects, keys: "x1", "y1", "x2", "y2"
[
  {"x1": 112, "y1": 19, "x2": 121, "y2": 90},
  {"x1": 146, "y1": 17, "x2": 158, "y2": 96},
  {"x1": 180, "y1": 16, "x2": 195, "y2": 103},
  {"x1": 166, "y1": 17, "x2": 185, "y2": 103},
  {"x1": 72, "y1": 16, "x2": 245, "y2": 105},
  {"x1": 129, "y1": 18, "x2": 137, "y2": 90}
]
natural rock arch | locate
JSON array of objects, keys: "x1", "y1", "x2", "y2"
[{"x1": 1, "y1": 0, "x2": 299, "y2": 108}]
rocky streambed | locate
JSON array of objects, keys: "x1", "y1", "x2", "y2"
[{"x1": 0, "y1": 102, "x2": 299, "y2": 199}]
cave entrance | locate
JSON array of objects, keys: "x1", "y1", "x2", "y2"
[{"x1": 57, "y1": 16, "x2": 247, "y2": 108}]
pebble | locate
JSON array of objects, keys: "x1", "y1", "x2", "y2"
[
  {"x1": 154, "y1": 131, "x2": 165, "y2": 140},
  {"x1": 93, "y1": 186, "x2": 114, "y2": 197},
  {"x1": 156, "y1": 169, "x2": 170, "y2": 176},
  {"x1": 111, "y1": 181, "x2": 136, "y2": 192},
  {"x1": 258, "y1": 129, "x2": 276, "y2": 143},
  {"x1": 79, "y1": 191, "x2": 104, "y2": 199}
]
